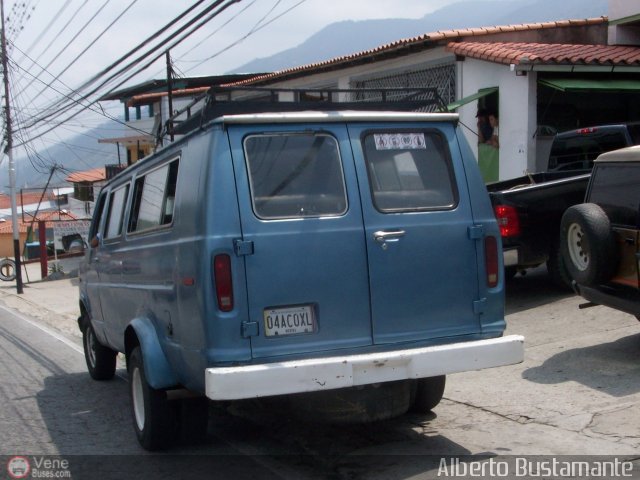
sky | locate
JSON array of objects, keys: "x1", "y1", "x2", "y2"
[{"x1": 3, "y1": 0, "x2": 464, "y2": 156}]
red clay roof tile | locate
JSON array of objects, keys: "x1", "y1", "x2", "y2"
[
  {"x1": 64, "y1": 167, "x2": 106, "y2": 184},
  {"x1": 226, "y1": 17, "x2": 608, "y2": 86},
  {"x1": 446, "y1": 42, "x2": 640, "y2": 66}
]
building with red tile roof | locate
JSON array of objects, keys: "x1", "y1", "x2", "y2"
[{"x1": 213, "y1": 8, "x2": 640, "y2": 181}]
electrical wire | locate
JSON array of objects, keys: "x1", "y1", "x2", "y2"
[
  {"x1": 183, "y1": 0, "x2": 307, "y2": 73},
  {"x1": 22, "y1": 0, "x2": 213, "y2": 128},
  {"x1": 16, "y1": 0, "x2": 243, "y2": 144},
  {"x1": 17, "y1": 0, "x2": 112, "y2": 102}
]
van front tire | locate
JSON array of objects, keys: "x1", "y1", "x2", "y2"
[
  {"x1": 128, "y1": 346, "x2": 176, "y2": 451},
  {"x1": 82, "y1": 320, "x2": 117, "y2": 381}
]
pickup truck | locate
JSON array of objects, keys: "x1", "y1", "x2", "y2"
[{"x1": 487, "y1": 122, "x2": 640, "y2": 288}]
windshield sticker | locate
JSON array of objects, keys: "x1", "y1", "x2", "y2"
[{"x1": 374, "y1": 133, "x2": 426, "y2": 150}]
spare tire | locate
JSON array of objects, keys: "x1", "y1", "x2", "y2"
[
  {"x1": 560, "y1": 203, "x2": 618, "y2": 286},
  {"x1": 0, "y1": 258, "x2": 16, "y2": 281}
]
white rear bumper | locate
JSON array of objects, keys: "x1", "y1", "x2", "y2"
[{"x1": 205, "y1": 335, "x2": 524, "y2": 400}]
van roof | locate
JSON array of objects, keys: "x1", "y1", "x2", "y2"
[
  {"x1": 595, "y1": 145, "x2": 640, "y2": 163},
  {"x1": 215, "y1": 110, "x2": 459, "y2": 125}
]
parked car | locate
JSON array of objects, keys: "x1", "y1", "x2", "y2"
[
  {"x1": 488, "y1": 122, "x2": 640, "y2": 289},
  {"x1": 561, "y1": 145, "x2": 640, "y2": 319},
  {"x1": 78, "y1": 87, "x2": 524, "y2": 451}
]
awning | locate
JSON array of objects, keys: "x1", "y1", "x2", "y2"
[
  {"x1": 445, "y1": 87, "x2": 498, "y2": 112},
  {"x1": 539, "y1": 78, "x2": 640, "y2": 92}
]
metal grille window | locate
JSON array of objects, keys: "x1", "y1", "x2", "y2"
[{"x1": 351, "y1": 64, "x2": 456, "y2": 111}]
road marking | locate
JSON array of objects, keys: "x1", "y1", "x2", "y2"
[
  {"x1": 0, "y1": 303, "x2": 128, "y2": 381},
  {"x1": 0, "y1": 303, "x2": 84, "y2": 354}
]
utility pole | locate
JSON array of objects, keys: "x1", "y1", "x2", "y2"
[
  {"x1": 1, "y1": 0, "x2": 23, "y2": 294},
  {"x1": 165, "y1": 51, "x2": 175, "y2": 142}
]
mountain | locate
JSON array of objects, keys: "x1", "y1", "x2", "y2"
[
  {"x1": 13, "y1": 121, "x2": 126, "y2": 189},
  {"x1": 230, "y1": 0, "x2": 608, "y2": 73},
  {"x1": 11, "y1": 0, "x2": 609, "y2": 189}
]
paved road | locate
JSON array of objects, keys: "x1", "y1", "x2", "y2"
[{"x1": 1, "y1": 268, "x2": 639, "y2": 479}]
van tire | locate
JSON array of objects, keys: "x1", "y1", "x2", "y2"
[
  {"x1": 128, "y1": 346, "x2": 176, "y2": 450},
  {"x1": 561, "y1": 204, "x2": 618, "y2": 286},
  {"x1": 410, "y1": 375, "x2": 446, "y2": 413},
  {"x1": 0, "y1": 258, "x2": 16, "y2": 281},
  {"x1": 82, "y1": 320, "x2": 117, "y2": 381}
]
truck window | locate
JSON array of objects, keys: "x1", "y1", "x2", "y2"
[
  {"x1": 549, "y1": 131, "x2": 628, "y2": 171},
  {"x1": 104, "y1": 185, "x2": 129, "y2": 240},
  {"x1": 244, "y1": 133, "x2": 347, "y2": 220},
  {"x1": 362, "y1": 131, "x2": 456, "y2": 212},
  {"x1": 128, "y1": 158, "x2": 180, "y2": 233},
  {"x1": 589, "y1": 164, "x2": 640, "y2": 227}
]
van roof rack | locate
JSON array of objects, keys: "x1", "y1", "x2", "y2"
[{"x1": 160, "y1": 86, "x2": 446, "y2": 141}]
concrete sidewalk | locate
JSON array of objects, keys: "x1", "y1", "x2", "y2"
[{"x1": 0, "y1": 261, "x2": 81, "y2": 340}]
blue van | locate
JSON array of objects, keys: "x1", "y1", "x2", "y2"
[{"x1": 79, "y1": 93, "x2": 524, "y2": 450}]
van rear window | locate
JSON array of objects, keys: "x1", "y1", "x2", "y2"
[
  {"x1": 362, "y1": 131, "x2": 457, "y2": 212},
  {"x1": 244, "y1": 134, "x2": 347, "y2": 220}
]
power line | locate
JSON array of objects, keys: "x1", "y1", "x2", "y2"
[
  {"x1": 8, "y1": 46, "x2": 155, "y2": 141},
  {"x1": 23, "y1": 0, "x2": 140, "y2": 105},
  {"x1": 183, "y1": 0, "x2": 307, "y2": 73},
  {"x1": 16, "y1": 0, "x2": 68, "y2": 58},
  {"x1": 17, "y1": 0, "x2": 87, "y2": 82},
  {"x1": 20, "y1": 0, "x2": 109, "y2": 97},
  {"x1": 15, "y1": 0, "x2": 243, "y2": 144},
  {"x1": 22, "y1": 0, "x2": 213, "y2": 128}
]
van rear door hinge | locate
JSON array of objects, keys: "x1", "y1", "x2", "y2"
[
  {"x1": 234, "y1": 239, "x2": 254, "y2": 256},
  {"x1": 241, "y1": 321, "x2": 259, "y2": 338},
  {"x1": 473, "y1": 298, "x2": 487, "y2": 315},
  {"x1": 468, "y1": 225, "x2": 485, "y2": 240}
]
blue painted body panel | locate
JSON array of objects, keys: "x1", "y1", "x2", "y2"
[{"x1": 78, "y1": 113, "x2": 506, "y2": 394}]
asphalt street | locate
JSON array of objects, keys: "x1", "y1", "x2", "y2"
[{"x1": 0, "y1": 266, "x2": 639, "y2": 479}]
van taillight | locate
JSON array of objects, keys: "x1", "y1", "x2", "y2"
[
  {"x1": 485, "y1": 236, "x2": 499, "y2": 288},
  {"x1": 494, "y1": 205, "x2": 520, "y2": 237},
  {"x1": 578, "y1": 127, "x2": 597, "y2": 134},
  {"x1": 213, "y1": 254, "x2": 233, "y2": 312}
]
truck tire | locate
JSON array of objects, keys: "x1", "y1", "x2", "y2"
[
  {"x1": 410, "y1": 375, "x2": 446, "y2": 413},
  {"x1": 547, "y1": 238, "x2": 572, "y2": 290},
  {"x1": 128, "y1": 346, "x2": 177, "y2": 450},
  {"x1": 82, "y1": 318, "x2": 117, "y2": 381},
  {"x1": 0, "y1": 258, "x2": 16, "y2": 281},
  {"x1": 560, "y1": 204, "x2": 618, "y2": 287}
]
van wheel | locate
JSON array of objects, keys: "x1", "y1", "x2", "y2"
[
  {"x1": 82, "y1": 320, "x2": 116, "y2": 380},
  {"x1": 561, "y1": 204, "x2": 618, "y2": 286},
  {"x1": 410, "y1": 375, "x2": 446, "y2": 413},
  {"x1": 128, "y1": 346, "x2": 177, "y2": 450}
]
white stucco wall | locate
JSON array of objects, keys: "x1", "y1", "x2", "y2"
[{"x1": 458, "y1": 59, "x2": 537, "y2": 180}]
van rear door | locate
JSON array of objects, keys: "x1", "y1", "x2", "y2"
[
  {"x1": 228, "y1": 124, "x2": 373, "y2": 359},
  {"x1": 348, "y1": 124, "x2": 482, "y2": 343}
]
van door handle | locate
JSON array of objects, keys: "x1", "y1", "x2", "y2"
[{"x1": 374, "y1": 230, "x2": 406, "y2": 243}]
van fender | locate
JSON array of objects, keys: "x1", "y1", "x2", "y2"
[{"x1": 127, "y1": 317, "x2": 178, "y2": 390}]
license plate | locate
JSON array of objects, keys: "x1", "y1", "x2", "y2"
[{"x1": 264, "y1": 305, "x2": 316, "y2": 337}]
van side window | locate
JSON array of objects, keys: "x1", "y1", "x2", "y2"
[
  {"x1": 128, "y1": 158, "x2": 179, "y2": 233},
  {"x1": 89, "y1": 191, "x2": 107, "y2": 243},
  {"x1": 362, "y1": 132, "x2": 457, "y2": 212},
  {"x1": 104, "y1": 185, "x2": 129, "y2": 240},
  {"x1": 244, "y1": 133, "x2": 347, "y2": 220}
]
